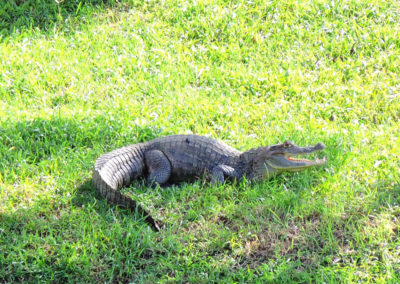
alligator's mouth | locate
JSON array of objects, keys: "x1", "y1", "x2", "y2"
[
  {"x1": 267, "y1": 154, "x2": 326, "y2": 171},
  {"x1": 266, "y1": 142, "x2": 327, "y2": 171},
  {"x1": 286, "y1": 155, "x2": 325, "y2": 163}
]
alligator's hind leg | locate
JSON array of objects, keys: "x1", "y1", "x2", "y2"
[{"x1": 144, "y1": 150, "x2": 171, "y2": 186}]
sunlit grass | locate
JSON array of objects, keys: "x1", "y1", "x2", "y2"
[{"x1": 0, "y1": 0, "x2": 399, "y2": 282}]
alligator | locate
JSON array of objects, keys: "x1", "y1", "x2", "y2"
[{"x1": 92, "y1": 135, "x2": 326, "y2": 231}]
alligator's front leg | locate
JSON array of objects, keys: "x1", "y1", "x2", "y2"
[
  {"x1": 145, "y1": 150, "x2": 172, "y2": 186},
  {"x1": 211, "y1": 165, "x2": 241, "y2": 184}
]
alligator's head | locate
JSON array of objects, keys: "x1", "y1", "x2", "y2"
[{"x1": 242, "y1": 140, "x2": 326, "y2": 181}]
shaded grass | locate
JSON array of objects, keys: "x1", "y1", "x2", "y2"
[
  {"x1": 0, "y1": 0, "x2": 121, "y2": 37},
  {"x1": 1, "y1": 0, "x2": 400, "y2": 282}
]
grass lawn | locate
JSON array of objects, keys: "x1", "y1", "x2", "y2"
[{"x1": 0, "y1": 0, "x2": 399, "y2": 282}]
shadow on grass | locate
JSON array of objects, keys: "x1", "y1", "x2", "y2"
[
  {"x1": 0, "y1": 117, "x2": 164, "y2": 282},
  {"x1": 0, "y1": 116, "x2": 168, "y2": 232},
  {"x1": 0, "y1": 0, "x2": 121, "y2": 37},
  {"x1": 0, "y1": 116, "x2": 164, "y2": 224}
]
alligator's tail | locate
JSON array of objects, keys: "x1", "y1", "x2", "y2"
[{"x1": 92, "y1": 144, "x2": 161, "y2": 231}]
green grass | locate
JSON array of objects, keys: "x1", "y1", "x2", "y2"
[{"x1": 1, "y1": 0, "x2": 399, "y2": 282}]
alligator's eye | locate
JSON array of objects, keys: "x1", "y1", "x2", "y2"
[{"x1": 283, "y1": 140, "x2": 292, "y2": 148}]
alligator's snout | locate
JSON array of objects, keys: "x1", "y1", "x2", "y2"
[{"x1": 314, "y1": 142, "x2": 326, "y2": 151}]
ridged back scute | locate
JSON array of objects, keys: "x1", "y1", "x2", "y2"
[{"x1": 149, "y1": 134, "x2": 241, "y2": 155}]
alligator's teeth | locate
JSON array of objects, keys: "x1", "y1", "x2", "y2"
[
  {"x1": 287, "y1": 156, "x2": 326, "y2": 163},
  {"x1": 287, "y1": 157, "x2": 311, "y2": 162}
]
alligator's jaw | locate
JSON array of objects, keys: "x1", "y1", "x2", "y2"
[{"x1": 267, "y1": 154, "x2": 327, "y2": 172}]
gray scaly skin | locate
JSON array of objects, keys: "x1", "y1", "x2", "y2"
[{"x1": 93, "y1": 135, "x2": 326, "y2": 231}]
